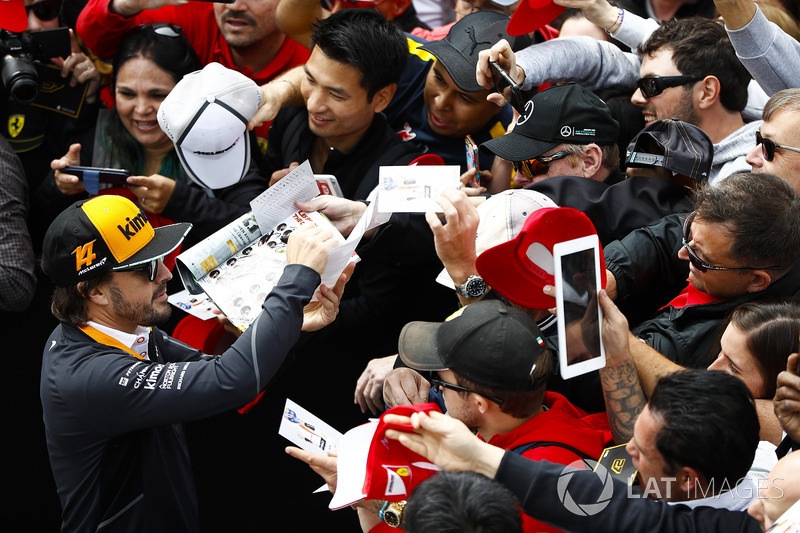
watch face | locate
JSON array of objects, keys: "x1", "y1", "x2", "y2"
[
  {"x1": 464, "y1": 277, "x2": 487, "y2": 298},
  {"x1": 384, "y1": 510, "x2": 401, "y2": 528}
]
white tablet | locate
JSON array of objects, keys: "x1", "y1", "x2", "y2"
[{"x1": 553, "y1": 234, "x2": 606, "y2": 380}]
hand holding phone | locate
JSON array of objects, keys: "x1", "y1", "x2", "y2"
[
  {"x1": 61, "y1": 166, "x2": 130, "y2": 195},
  {"x1": 489, "y1": 60, "x2": 524, "y2": 113}
]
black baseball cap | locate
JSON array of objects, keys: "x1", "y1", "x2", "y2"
[
  {"x1": 420, "y1": 11, "x2": 532, "y2": 93},
  {"x1": 398, "y1": 299, "x2": 550, "y2": 392},
  {"x1": 480, "y1": 82, "x2": 620, "y2": 161},
  {"x1": 624, "y1": 118, "x2": 713, "y2": 183},
  {"x1": 42, "y1": 195, "x2": 191, "y2": 287}
]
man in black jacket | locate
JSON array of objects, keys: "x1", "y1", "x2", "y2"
[
  {"x1": 381, "y1": 408, "x2": 800, "y2": 533},
  {"x1": 39, "y1": 194, "x2": 346, "y2": 532},
  {"x1": 259, "y1": 7, "x2": 457, "y2": 428},
  {"x1": 604, "y1": 172, "x2": 800, "y2": 375}
]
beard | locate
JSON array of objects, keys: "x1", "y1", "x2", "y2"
[{"x1": 107, "y1": 280, "x2": 172, "y2": 327}]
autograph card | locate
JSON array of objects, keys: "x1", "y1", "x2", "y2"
[
  {"x1": 167, "y1": 289, "x2": 218, "y2": 320},
  {"x1": 279, "y1": 398, "x2": 343, "y2": 455}
]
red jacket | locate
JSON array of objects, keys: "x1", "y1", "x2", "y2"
[
  {"x1": 369, "y1": 392, "x2": 612, "y2": 533},
  {"x1": 76, "y1": 0, "x2": 309, "y2": 144},
  {"x1": 485, "y1": 391, "x2": 613, "y2": 533}
]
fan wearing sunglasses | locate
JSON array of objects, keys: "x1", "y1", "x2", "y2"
[
  {"x1": 745, "y1": 88, "x2": 800, "y2": 195},
  {"x1": 480, "y1": 83, "x2": 622, "y2": 190},
  {"x1": 600, "y1": 172, "x2": 800, "y2": 376},
  {"x1": 476, "y1": 16, "x2": 756, "y2": 185},
  {"x1": 397, "y1": 299, "x2": 613, "y2": 533},
  {"x1": 628, "y1": 17, "x2": 756, "y2": 185}
]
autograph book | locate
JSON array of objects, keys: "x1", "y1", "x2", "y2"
[{"x1": 175, "y1": 161, "x2": 359, "y2": 331}]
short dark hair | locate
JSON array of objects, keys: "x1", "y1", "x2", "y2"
[
  {"x1": 694, "y1": 172, "x2": 800, "y2": 271},
  {"x1": 716, "y1": 299, "x2": 800, "y2": 398},
  {"x1": 453, "y1": 349, "x2": 552, "y2": 418},
  {"x1": 639, "y1": 17, "x2": 751, "y2": 113},
  {"x1": 648, "y1": 369, "x2": 759, "y2": 494},
  {"x1": 50, "y1": 272, "x2": 112, "y2": 325},
  {"x1": 310, "y1": 9, "x2": 408, "y2": 101},
  {"x1": 402, "y1": 471, "x2": 523, "y2": 533}
]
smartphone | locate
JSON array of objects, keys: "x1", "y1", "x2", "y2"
[
  {"x1": 465, "y1": 135, "x2": 480, "y2": 188},
  {"x1": 62, "y1": 166, "x2": 130, "y2": 186},
  {"x1": 554, "y1": 234, "x2": 606, "y2": 380},
  {"x1": 489, "y1": 60, "x2": 524, "y2": 114}
]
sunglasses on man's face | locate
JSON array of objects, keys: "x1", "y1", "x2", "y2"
[
  {"x1": 116, "y1": 258, "x2": 160, "y2": 282},
  {"x1": 26, "y1": 0, "x2": 61, "y2": 21},
  {"x1": 430, "y1": 378, "x2": 505, "y2": 406},
  {"x1": 636, "y1": 75, "x2": 702, "y2": 99},
  {"x1": 512, "y1": 150, "x2": 572, "y2": 180},
  {"x1": 681, "y1": 212, "x2": 783, "y2": 273},
  {"x1": 755, "y1": 130, "x2": 800, "y2": 162}
]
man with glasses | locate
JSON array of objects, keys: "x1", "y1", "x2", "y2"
[
  {"x1": 602, "y1": 172, "x2": 800, "y2": 373},
  {"x1": 397, "y1": 298, "x2": 613, "y2": 533},
  {"x1": 746, "y1": 88, "x2": 800, "y2": 194},
  {"x1": 480, "y1": 82, "x2": 622, "y2": 188},
  {"x1": 38, "y1": 194, "x2": 350, "y2": 532},
  {"x1": 477, "y1": 16, "x2": 759, "y2": 184}
]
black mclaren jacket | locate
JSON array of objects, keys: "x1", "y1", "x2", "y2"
[
  {"x1": 40, "y1": 265, "x2": 319, "y2": 532},
  {"x1": 604, "y1": 213, "x2": 800, "y2": 368}
]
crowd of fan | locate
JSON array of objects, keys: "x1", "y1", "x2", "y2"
[{"x1": 3, "y1": 0, "x2": 800, "y2": 531}]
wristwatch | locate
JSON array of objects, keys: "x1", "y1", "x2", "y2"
[
  {"x1": 455, "y1": 275, "x2": 489, "y2": 299},
  {"x1": 381, "y1": 500, "x2": 406, "y2": 528}
]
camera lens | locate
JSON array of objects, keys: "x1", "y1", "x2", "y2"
[{"x1": 2, "y1": 55, "x2": 40, "y2": 104}]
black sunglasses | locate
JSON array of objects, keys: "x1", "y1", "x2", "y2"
[
  {"x1": 430, "y1": 378, "x2": 505, "y2": 406},
  {"x1": 512, "y1": 150, "x2": 572, "y2": 180},
  {"x1": 116, "y1": 258, "x2": 160, "y2": 282},
  {"x1": 755, "y1": 130, "x2": 800, "y2": 162},
  {"x1": 681, "y1": 212, "x2": 783, "y2": 273},
  {"x1": 26, "y1": 0, "x2": 61, "y2": 21},
  {"x1": 636, "y1": 75, "x2": 702, "y2": 99}
]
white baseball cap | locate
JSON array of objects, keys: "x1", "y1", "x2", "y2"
[
  {"x1": 436, "y1": 189, "x2": 558, "y2": 289},
  {"x1": 158, "y1": 62, "x2": 262, "y2": 189}
]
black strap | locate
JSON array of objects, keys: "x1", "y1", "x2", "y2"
[
  {"x1": 511, "y1": 441, "x2": 595, "y2": 461},
  {"x1": 775, "y1": 434, "x2": 798, "y2": 459}
]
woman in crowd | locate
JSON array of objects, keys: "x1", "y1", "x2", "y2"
[
  {"x1": 599, "y1": 294, "x2": 799, "y2": 445},
  {"x1": 707, "y1": 299, "x2": 800, "y2": 400},
  {"x1": 36, "y1": 23, "x2": 266, "y2": 248}
]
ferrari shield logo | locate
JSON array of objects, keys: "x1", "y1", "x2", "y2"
[{"x1": 8, "y1": 115, "x2": 25, "y2": 138}]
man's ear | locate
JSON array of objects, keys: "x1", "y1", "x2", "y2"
[
  {"x1": 371, "y1": 83, "x2": 396, "y2": 114},
  {"x1": 676, "y1": 466, "x2": 705, "y2": 497},
  {"x1": 82, "y1": 280, "x2": 110, "y2": 307},
  {"x1": 472, "y1": 393, "x2": 490, "y2": 415},
  {"x1": 580, "y1": 144, "x2": 604, "y2": 180},
  {"x1": 694, "y1": 75, "x2": 722, "y2": 111},
  {"x1": 746, "y1": 269, "x2": 775, "y2": 293}
]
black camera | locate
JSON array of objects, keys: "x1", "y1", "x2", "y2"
[{"x1": 1, "y1": 27, "x2": 69, "y2": 104}]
